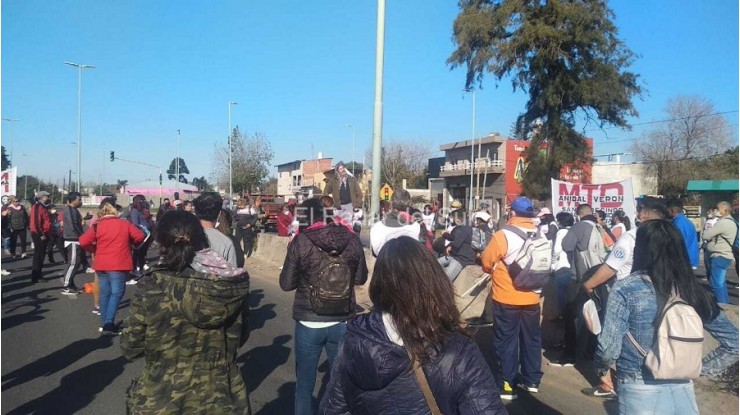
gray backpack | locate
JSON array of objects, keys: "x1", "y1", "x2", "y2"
[
  {"x1": 627, "y1": 282, "x2": 704, "y2": 380},
  {"x1": 502, "y1": 225, "x2": 552, "y2": 291}
]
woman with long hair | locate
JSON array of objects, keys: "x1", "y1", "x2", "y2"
[
  {"x1": 320, "y1": 236, "x2": 506, "y2": 414},
  {"x1": 121, "y1": 210, "x2": 250, "y2": 414},
  {"x1": 610, "y1": 210, "x2": 631, "y2": 240},
  {"x1": 595, "y1": 220, "x2": 719, "y2": 414},
  {"x1": 79, "y1": 202, "x2": 145, "y2": 334}
]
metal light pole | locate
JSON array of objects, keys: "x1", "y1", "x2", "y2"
[
  {"x1": 2, "y1": 118, "x2": 19, "y2": 162},
  {"x1": 345, "y1": 124, "x2": 356, "y2": 174},
  {"x1": 466, "y1": 89, "x2": 476, "y2": 217},
  {"x1": 64, "y1": 61, "x2": 95, "y2": 195},
  {"x1": 370, "y1": 0, "x2": 386, "y2": 221},
  {"x1": 228, "y1": 101, "x2": 239, "y2": 204},
  {"x1": 176, "y1": 129, "x2": 181, "y2": 192}
]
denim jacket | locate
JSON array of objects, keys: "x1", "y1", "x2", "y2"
[{"x1": 595, "y1": 272, "x2": 665, "y2": 381}]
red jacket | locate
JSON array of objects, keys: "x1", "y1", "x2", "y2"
[
  {"x1": 79, "y1": 216, "x2": 145, "y2": 272},
  {"x1": 277, "y1": 210, "x2": 294, "y2": 237},
  {"x1": 29, "y1": 203, "x2": 51, "y2": 235}
]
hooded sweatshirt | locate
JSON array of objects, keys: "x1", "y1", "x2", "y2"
[
  {"x1": 319, "y1": 311, "x2": 508, "y2": 414},
  {"x1": 279, "y1": 222, "x2": 368, "y2": 322},
  {"x1": 121, "y1": 265, "x2": 250, "y2": 415}
]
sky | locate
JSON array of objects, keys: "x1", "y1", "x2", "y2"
[{"x1": 2, "y1": 0, "x2": 738, "y2": 189}]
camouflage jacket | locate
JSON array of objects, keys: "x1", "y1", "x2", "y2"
[{"x1": 121, "y1": 266, "x2": 250, "y2": 415}]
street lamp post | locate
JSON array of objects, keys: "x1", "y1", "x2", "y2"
[
  {"x1": 466, "y1": 89, "x2": 476, "y2": 217},
  {"x1": 64, "y1": 61, "x2": 95, "y2": 195},
  {"x1": 2, "y1": 118, "x2": 20, "y2": 162},
  {"x1": 345, "y1": 124, "x2": 356, "y2": 174},
  {"x1": 228, "y1": 101, "x2": 238, "y2": 205}
]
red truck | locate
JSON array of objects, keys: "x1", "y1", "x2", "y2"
[{"x1": 252, "y1": 194, "x2": 284, "y2": 232}]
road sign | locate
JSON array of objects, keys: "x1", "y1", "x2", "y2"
[{"x1": 381, "y1": 183, "x2": 393, "y2": 201}]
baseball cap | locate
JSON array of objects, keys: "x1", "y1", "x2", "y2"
[
  {"x1": 36, "y1": 191, "x2": 50, "y2": 198},
  {"x1": 474, "y1": 211, "x2": 492, "y2": 222},
  {"x1": 450, "y1": 200, "x2": 463, "y2": 209},
  {"x1": 510, "y1": 196, "x2": 536, "y2": 216}
]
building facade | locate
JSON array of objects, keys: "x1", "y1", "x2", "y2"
[{"x1": 276, "y1": 158, "x2": 334, "y2": 197}]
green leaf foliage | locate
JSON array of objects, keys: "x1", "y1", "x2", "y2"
[{"x1": 448, "y1": 0, "x2": 642, "y2": 198}]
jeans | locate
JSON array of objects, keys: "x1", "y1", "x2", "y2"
[
  {"x1": 97, "y1": 271, "x2": 127, "y2": 326},
  {"x1": 437, "y1": 256, "x2": 464, "y2": 282},
  {"x1": 294, "y1": 321, "x2": 347, "y2": 415},
  {"x1": 708, "y1": 256, "x2": 731, "y2": 304},
  {"x1": 552, "y1": 267, "x2": 573, "y2": 315},
  {"x1": 492, "y1": 300, "x2": 543, "y2": 387},
  {"x1": 702, "y1": 310, "x2": 740, "y2": 376},
  {"x1": 618, "y1": 377, "x2": 698, "y2": 415}
]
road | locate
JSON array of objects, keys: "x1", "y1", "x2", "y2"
[{"x1": 2, "y1": 247, "x2": 738, "y2": 414}]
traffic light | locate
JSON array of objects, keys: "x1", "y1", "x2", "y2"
[
  {"x1": 159, "y1": 174, "x2": 163, "y2": 184},
  {"x1": 110, "y1": 151, "x2": 115, "y2": 162}
]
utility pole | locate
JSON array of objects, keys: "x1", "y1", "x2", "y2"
[{"x1": 369, "y1": 0, "x2": 386, "y2": 221}]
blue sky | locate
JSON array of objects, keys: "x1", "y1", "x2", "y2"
[{"x1": 2, "y1": 0, "x2": 738, "y2": 188}]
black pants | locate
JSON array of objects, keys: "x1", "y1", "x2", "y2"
[
  {"x1": 31, "y1": 233, "x2": 49, "y2": 281},
  {"x1": 47, "y1": 233, "x2": 66, "y2": 262},
  {"x1": 62, "y1": 243, "x2": 84, "y2": 289},
  {"x1": 231, "y1": 232, "x2": 245, "y2": 268},
  {"x1": 132, "y1": 239, "x2": 152, "y2": 271},
  {"x1": 236, "y1": 227, "x2": 256, "y2": 258},
  {"x1": 9, "y1": 228, "x2": 27, "y2": 255}
]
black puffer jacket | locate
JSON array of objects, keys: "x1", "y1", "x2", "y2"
[
  {"x1": 319, "y1": 311, "x2": 508, "y2": 414},
  {"x1": 279, "y1": 223, "x2": 368, "y2": 322}
]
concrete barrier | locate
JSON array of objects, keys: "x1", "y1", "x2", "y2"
[{"x1": 253, "y1": 233, "x2": 289, "y2": 266}]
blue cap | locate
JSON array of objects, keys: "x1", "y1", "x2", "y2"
[{"x1": 510, "y1": 196, "x2": 537, "y2": 216}]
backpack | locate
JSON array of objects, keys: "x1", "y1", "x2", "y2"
[
  {"x1": 502, "y1": 225, "x2": 552, "y2": 291},
  {"x1": 627, "y1": 284, "x2": 704, "y2": 380},
  {"x1": 309, "y1": 249, "x2": 354, "y2": 316},
  {"x1": 471, "y1": 227, "x2": 491, "y2": 252}
]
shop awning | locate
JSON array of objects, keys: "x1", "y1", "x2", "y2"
[{"x1": 686, "y1": 180, "x2": 739, "y2": 192}]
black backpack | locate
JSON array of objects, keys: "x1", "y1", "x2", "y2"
[{"x1": 310, "y1": 249, "x2": 353, "y2": 316}]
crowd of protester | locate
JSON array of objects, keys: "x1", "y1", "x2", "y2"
[{"x1": 2, "y1": 174, "x2": 739, "y2": 414}]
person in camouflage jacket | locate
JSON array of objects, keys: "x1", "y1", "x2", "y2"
[{"x1": 121, "y1": 210, "x2": 251, "y2": 415}]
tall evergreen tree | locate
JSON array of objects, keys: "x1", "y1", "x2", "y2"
[
  {"x1": 1, "y1": 146, "x2": 10, "y2": 170},
  {"x1": 448, "y1": 0, "x2": 642, "y2": 198},
  {"x1": 167, "y1": 157, "x2": 190, "y2": 183}
]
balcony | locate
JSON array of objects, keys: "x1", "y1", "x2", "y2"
[{"x1": 439, "y1": 158, "x2": 504, "y2": 177}]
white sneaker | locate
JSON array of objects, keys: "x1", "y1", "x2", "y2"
[
  {"x1": 1, "y1": 269, "x2": 10, "y2": 276},
  {"x1": 86, "y1": 267, "x2": 95, "y2": 273},
  {"x1": 142, "y1": 264, "x2": 150, "y2": 271},
  {"x1": 20, "y1": 253, "x2": 27, "y2": 259},
  {"x1": 126, "y1": 279, "x2": 138, "y2": 285}
]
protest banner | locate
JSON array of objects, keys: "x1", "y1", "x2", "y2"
[
  {"x1": 1, "y1": 167, "x2": 17, "y2": 201},
  {"x1": 551, "y1": 178, "x2": 636, "y2": 226}
]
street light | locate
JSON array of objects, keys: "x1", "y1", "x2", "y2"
[
  {"x1": 2, "y1": 118, "x2": 20, "y2": 162},
  {"x1": 64, "y1": 61, "x2": 95, "y2": 195},
  {"x1": 465, "y1": 88, "x2": 476, "y2": 217},
  {"x1": 228, "y1": 101, "x2": 239, "y2": 204},
  {"x1": 345, "y1": 124, "x2": 356, "y2": 175}
]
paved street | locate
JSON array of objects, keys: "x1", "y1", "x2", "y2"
[{"x1": 2, "y1": 246, "x2": 738, "y2": 414}]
